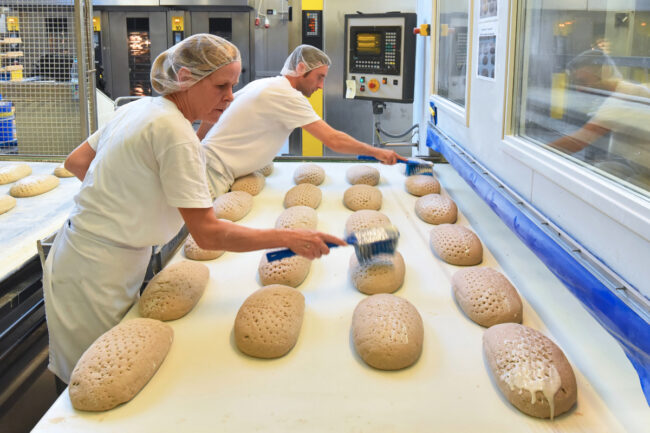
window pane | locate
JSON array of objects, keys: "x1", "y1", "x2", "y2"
[
  {"x1": 514, "y1": 0, "x2": 650, "y2": 195},
  {"x1": 436, "y1": 0, "x2": 469, "y2": 107}
]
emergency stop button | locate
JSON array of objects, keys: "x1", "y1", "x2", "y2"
[{"x1": 368, "y1": 78, "x2": 380, "y2": 92}]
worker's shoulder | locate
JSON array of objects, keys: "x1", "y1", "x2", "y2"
[{"x1": 250, "y1": 76, "x2": 303, "y2": 100}]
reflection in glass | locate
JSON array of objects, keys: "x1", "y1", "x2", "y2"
[
  {"x1": 436, "y1": 0, "x2": 469, "y2": 107},
  {"x1": 126, "y1": 18, "x2": 152, "y2": 96}
]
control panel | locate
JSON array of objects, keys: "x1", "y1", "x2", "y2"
[{"x1": 344, "y1": 13, "x2": 416, "y2": 103}]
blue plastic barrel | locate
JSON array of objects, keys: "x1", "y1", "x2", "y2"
[{"x1": 0, "y1": 94, "x2": 17, "y2": 152}]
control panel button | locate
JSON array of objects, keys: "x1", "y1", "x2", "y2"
[
  {"x1": 360, "y1": 77, "x2": 366, "y2": 84},
  {"x1": 360, "y1": 85, "x2": 365, "y2": 92},
  {"x1": 368, "y1": 78, "x2": 380, "y2": 92},
  {"x1": 393, "y1": 79, "x2": 399, "y2": 85},
  {"x1": 382, "y1": 78, "x2": 388, "y2": 84}
]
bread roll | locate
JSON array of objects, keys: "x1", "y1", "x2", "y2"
[
  {"x1": 429, "y1": 224, "x2": 483, "y2": 266},
  {"x1": 415, "y1": 193, "x2": 458, "y2": 225},
  {"x1": 213, "y1": 191, "x2": 253, "y2": 221},
  {"x1": 184, "y1": 234, "x2": 225, "y2": 261},
  {"x1": 231, "y1": 171, "x2": 265, "y2": 196},
  {"x1": 258, "y1": 252, "x2": 311, "y2": 288},
  {"x1": 343, "y1": 184, "x2": 382, "y2": 211},
  {"x1": 293, "y1": 163, "x2": 325, "y2": 185},
  {"x1": 405, "y1": 175, "x2": 440, "y2": 196},
  {"x1": 346, "y1": 165, "x2": 380, "y2": 186},
  {"x1": 344, "y1": 209, "x2": 391, "y2": 237},
  {"x1": 283, "y1": 183, "x2": 322, "y2": 209},
  {"x1": 275, "y1": 205, "x2": 318, "y2": 230},
  {"x1": 349, "y1": 251, "x2": 405, "y2": 295}
]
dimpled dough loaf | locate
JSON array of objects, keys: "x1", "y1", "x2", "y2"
[
  {"x1": 139, "y1": 261, "x2": 210, "y2": 321},
  {"x1": 343, "y1": 184, "x2": 382, "y2": 211},
  {"x1": 346, "y1": 165, "x2": 380, "y2": 186},
  {"x1": 452, "y1": 267, "x2": 522, "y2": 327},
  {"x1": 259, "y1": 162, "x2": 274, "y2": 176},
  {"x1": 483, "y1": 323, "x2": 577, "y2": 419},
  {"x1": 68, "y1": 318, "x2": 173, "y2": 412},
  {"x1": 352, "y1": 294, "x2": 424, "y2": 370},
  {"x1": 430, "y1": 224, "x2": 483, "y2": 266},
  {"x1": 283, "y1": 183, "x2": 322, "y2": 209},
  {"x1": 234, "y1": 284, "x2": 305, "y2": 359},
  {"x1": 415, "y1": 193, "x2": 458, "y2": 225},
  {"x1": 231, "y1": 171, "x2": 265, "y2": 196},
  {"x1": 184, "y1": 234, "x2": 224, "y2": 261},
  {"x1": 293, "y1": 163, "x2": 325, "y2": 185},
  {"x1": 213, "y1": 191, "x2": 253, "y2": 221},
  {"x1": 0, "y1": 195, "x2": 16, "y2": 215},
  {"x1": 275, "y1": 205, "x2": 318, "y2": 230},
  {"x1": 349, "y1": 251, "x2": 405, "y2": 295},
  {"x1": 405, "y1": 175, "x2": 441, "y2": 197},
  {"x1": 10, "y1": 174, "x2": 59, "y2": 197},
  {"x1": 0, "y1": 163, "x2": 31, "y2": 185},
  {"x1": 258, "y1": 252, "x2": 311, "y2": 288},
  {"x1": 53, "y1": 164, "x2": 75, "y2": 178},
  {"x1": 344, "y1": 209, "x2": 391, "y2": 237}
]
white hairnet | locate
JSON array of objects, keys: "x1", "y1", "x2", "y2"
[
  {"x1": 281, "y1": 44, "x2": 331, "y2": 77},
  {"x1": 151, "y1": 33, "x2": 241, "y2": 95}
]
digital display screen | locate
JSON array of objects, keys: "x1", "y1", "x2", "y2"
[
  {"x1": 356, "y1": 32, "x2": 381, "y2": 55},
  {"x1": 306, "y1": 12, "x2": 319, "y2": 36}
]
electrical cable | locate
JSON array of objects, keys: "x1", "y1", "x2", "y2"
[{"x1": 375, "y1": 121, "x2": 419, "y2": 139}]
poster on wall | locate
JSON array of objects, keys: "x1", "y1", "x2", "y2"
[
  {"x1": 476, "y1": 21, "x2": 497, "y2": 81},
  {"x1": 479, "y1": 0, "x2": 498, "y2": 21}
]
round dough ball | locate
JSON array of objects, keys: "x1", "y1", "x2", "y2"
[
  {"x1": 258, "y1": 252, "x2": 311, "y2": 288},
  {"x1": 429, "y1": 224, "x2": 483, "y2": 266},
  {"x1": 53, "y1": 164, "x2": 75, "y2": 178},
  {"x1": 259, "y1": 162, "x2": 274, "y2": 177},
  {"x1": 346, "y1": 165, "x2": 380, "y2": 186},
  {"x1": 343, "y1": 184, "x2": 382, "y2": 211},
  {"x1": 283, "y1": 183, "x2": 322, "y2": 209},
  {"x1": 405, "y1": 175, "x2": 440, "y2": 196},
  {"x1": 231, "y1": 171, "x2": 265, "y2": 196},
  {"x1": 184, "y1": 234, "x2": 225, "y2": 261},
  {"x1": 415, "y1": 194, "x2": 458, "y2": 225},
  {"x1": 344, "y1": 210, "x2": 391, "y2": 237},
  {"x1": 293, "y1": 163, "x2": 325, "y2": 185},
  {"x1": 349, "y1": 251, "x2": 405, "y2": 294},
  {"x1": 275, "y1": 205, "x2": 318, "y2": 230},
  {"x1": 10, "y1": 175, "x2": 59, "y2": 197},
  {"x1": 213, "y1": 191, "x2": 253, "y2": 221}
]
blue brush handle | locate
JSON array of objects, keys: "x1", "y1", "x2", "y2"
[
  {"x1": 357, "y1": 155, "x2": 407, "y2": 164},
  {"x1": 266, "y1": 242, "x2": 345, "y2": 262}
]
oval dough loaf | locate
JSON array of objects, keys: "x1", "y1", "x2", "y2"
[
  {"x1": 344, "y1": 209, "x2": 391, "y2": 237},
  {"x1": 429, "y1": 224, "x2": 483, "y2": 266},
  {"x1": 343, "y1": 184, "x2": 382, "y2": 211},
  {"x1": 139, "y1": 261, "x2": 210, "y2": 321},
  {"x1": 452, "y1": 267, "x2": 522, "y2": 327},
  {"x1": 405, "y1": 175, "x2": 440, "y2": 196},
  {"x1": 352, "y1": 294, "x2": 423, "y2": 370},
  {"x1": 213, "y1": 191, "x2": 253, "y2": 221},
  {"x1": 349, "y1": 251, "x2": 405, "y2": 295},
  {"x1": 258, "y1": 252, "x2": 311, "y2": 288},
  {"x1": 234, "y1": 284, "x2": 305, "y2": 359},
  {"x1": 53, "y1": 164, "x2": 75, "y2": 178},
  {"x1": 483, "y1": 323, "x2": 577, "y2": 419},
  {"x1": 283, "y1": 183, "x2": 322, "y2": 209},
  {"x1": 0, "y1": 194, "x2": 16, "y2": 215},
  {"x1": 415, "y1": 193, "x2": 458, "y2": 225},
  {"x1": 231, "y1": 171, "x2": 265, "y2": 196},
  {"x1": 275, "y1": 205, "x2": 318, "y2": 230},
  {"x1": 10, "y1": 174, "x2": 59, "y2": 197},
  {"x1": 184, "y1": 234, "x2": 225, "y2": 261},
  {"x1": 293, "y1": 163, "x2": 325, "y2": 185},
  {"x1": 259, "y1": 162, "x2": 274, "y2": 177},
  {"x1": 0, "y1": 163, "x2": 31, "y2": 185},
  {"x1": 346, "y1": 165, "x2": 380, "y2": 186},
  {"x1": 68, "y1": 318, "x2": 173, "y2": 411}
]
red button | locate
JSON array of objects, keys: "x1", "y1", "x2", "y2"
[
  {"x1": 360, "y1": 86, "x2": 365, "y2": 91},
  {"x1": 369, "y1": 82, "x2": 376, "y2": 89}
]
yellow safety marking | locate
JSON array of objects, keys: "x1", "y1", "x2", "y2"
[
  {"x1": 93, "y1": 16, "x2": 101, "y2": 32},
  {"x1": 550, "y1": 72, "x2": 566, "y2": 119},
  {"x1": 172, "y1": 16, "x2": 184, "y2": 32},
  {"x1": 7, "y1": 16, "x2": 19, "y2": 31},
  {"x1": 302, "y1": 89, "x2": 323, "y2": 156},
  {"x1": 302, "y1": 0, "x2": 323, "y2": 10}
]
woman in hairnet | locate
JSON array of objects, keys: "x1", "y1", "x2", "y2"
[{"x1": 43, "y1": 34, "x2": 345, "y2": 385}]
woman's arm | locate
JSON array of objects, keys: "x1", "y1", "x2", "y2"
[
  {"x1": 178, "y1": 207, "x2": 346, "y2": 260},
  {"x1": 64, "y1": 141, "x2": 96, "y2": 181}
]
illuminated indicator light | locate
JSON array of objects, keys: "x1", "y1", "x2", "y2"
[
  {"x1": 382, "y1": 78, "x2": 387, "y2": 84},
  {"x1": 642, "y1": 22, "x2": 647, "y2": 26},
  {"x1": 360, "y1": 77, "x2": 365, "y2": 83},
  {"x1": 360, "y1": 86, "x2": 365, "y2": 91}
]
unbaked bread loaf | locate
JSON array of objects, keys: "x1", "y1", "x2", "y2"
[
  {"x1": 68, "y1": 318, "x2": 173, "y2": 411},
  {"x1": 293, "y1": 163, "x2": 325, "y2": 185},
  {"x1": 234, "y1": 284, "x2": 305, "y2": 359},
  {"x1": 483, "y1": 323, "x2": 577, "y2": 419},
  {"x1": 53, "y1": 164, "x2": 75, "y2": 178},
  {"x1": 346, "y1": 165, "x2": 380, "y2": 186},
  {"x1": 184, "y1": 234, "x2": 225, "y2": 261},
  {"x1": 344, "y1": 209, "x2": 391, "y2": 237},
  {"x1": 349, "y1": 251, "x2": 405, "y2": 295},
  {"x1": 343, "y1": 184, "x2": 382, "y2": 211},
  {"x1": 258, "y1": 252, "x2": 311, "y2": 288},
  {"x1": 10, "y1": 174, "x2": 59, "y2": 197},
  {"x1": 430, "y1": 224, "x2": 483, "y2": 266},
  {"x1": 275, "y1": 205, "x2": 318, "y2": 230},
  {"x1": 0, "y1": 195, "x2": 16, "y2": 215},
  {"x1": 452, "y1": 267, "x2": 522, "y2": 327},
  {"x1": 259, "y1": 162, "x2": 274, "y2": 176},
  {"x1": 352, "y1": 294, "x2": 423, "y2": 370},
  {"x1": 283, "y1": 183, "x2": 322, "y2": 209},
  {"x1": 139, "y1": 261, "x2": 210, "y2": 321},
  {"x1": 213, "y1": 191, "x2": 253, "y2": 221},
  {"x1": 231, "y1": 171, "x2": 265, "y2": 196},
  {"x1": 415, "y1": 194, "x2": 458, "y2": 225},
  {"x1": 0, "y1": 163, "x2": 31, "y2": 185},
  {"x1": 405, "y1": 175, "x2": 440, "y2": 196}
]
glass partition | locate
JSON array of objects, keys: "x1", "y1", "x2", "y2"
[{"x1": 435, "y1": 0, "x2": 470, "y2": 107}]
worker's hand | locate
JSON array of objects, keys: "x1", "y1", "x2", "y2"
[
  {"x1": 283, "y1": 229, "x2": 347, "y2": 260},
  {"x1": 371, "y1": 148, "x2": 408, "y2": 165}
]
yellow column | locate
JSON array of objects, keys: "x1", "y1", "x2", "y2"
[{"x1": 301, "y1": 0, "x2": 324, "y2": 156}]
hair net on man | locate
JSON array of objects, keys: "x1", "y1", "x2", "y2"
[
  {"x1": 281, "y1": 44, "x2": 331, "y2": 77},
  {"x1": 151, "y1": 33, "x2": 241, "y2": 95},
  {"x1": 566, "y1": 49, "x2": 622, "y2": 82}
]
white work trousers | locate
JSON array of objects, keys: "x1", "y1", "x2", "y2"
[{"x1": 42, "y1": 221, "x2": 151, "y2": 383}]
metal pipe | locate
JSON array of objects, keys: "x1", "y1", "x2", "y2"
[{"x1": 75, "y1": 0, "x2": 90, "y2": 140}]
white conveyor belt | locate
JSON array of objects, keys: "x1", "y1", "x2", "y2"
[
  {"x1": 32, "y1": 162, "x2": 648, "y2": 433},
  {"x1": 0, "y1": 161, "x2": 81, "y2": 280}
]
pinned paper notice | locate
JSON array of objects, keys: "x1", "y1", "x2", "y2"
[{"x1": 345, "y1": 80, "x2": 356, "y2": 99}]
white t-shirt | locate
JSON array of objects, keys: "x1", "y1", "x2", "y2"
[
  {"x1": 202, "y1": 76, "x2": 321, "y2": 178},
  {"x1": 69, "y1": 97, "x2": 212, "y2": 248}
]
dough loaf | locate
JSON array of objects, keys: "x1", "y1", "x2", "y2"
[
  {"x1": 0, "y1": 163, "x2": 31, "y2": 185},
  {"x1": 349, "y1": 251, "x2": 405, "y2": 295},
  {"x1": 293, "y1": 163, "x2": 325, "y2": 185},
  {"x1": 275, "y1": 205, "x2": 318, "y2": 230},
  {"x1": 259, "y1": 162, "x2": 274, "y2": 176},
  {"x1": 405, "y1": 175, "x2": 440, "y2": 196},
  {"x1": 344, "y1": 209, "x2": 391, "y2": 237},
  {"x1": 231, "y1": 171, "x2": 265, "y2": 196},
  {"x1": 258, "y1": 252, "x2": 311, "y2": 288},
  {"x1": 0, "y1": 194, "x2": 16, "y2": 215},
  {"x1": 10, "y1": 174, "x2": 59, "y2": 197},
  {"x1": 283, "y1": 183, "x2": 322, "y2": 209},
  {"x1": 343, "y1": 184, "x2": 382, "y2": 211},
  {"x1": 184, "y1": 234, "x2": 225, "y2": 261},
  {"x1": 346, "y1": 165, "x2": 380, "y2": 186},
  {"x1": 429, "y1": 224, "x2": 483, "y2": 266},
  {"x1": 415, "y1": 193, "x2": 458, "y2": 225},
  {"x1": 53, "y1": 164, "x2": 75, "y2": 178},
  {"x1": 213, "y1": 191, "x2": 253, "y2": 221}
]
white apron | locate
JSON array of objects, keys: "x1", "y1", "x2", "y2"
[{"x1": 42, "y1": 221, "x2": 151, "y2": 383}]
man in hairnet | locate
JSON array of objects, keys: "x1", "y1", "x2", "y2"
[{"x1": 198, "y1": 44, "x2": 407, "y2": 196}]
